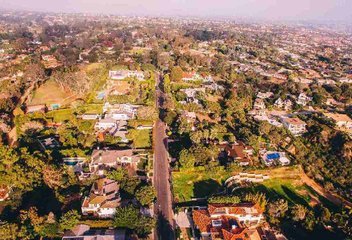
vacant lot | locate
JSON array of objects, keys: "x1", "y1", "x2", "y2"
[{"x1": 30, "y1": 80, "x2": 76, "y2": 106}]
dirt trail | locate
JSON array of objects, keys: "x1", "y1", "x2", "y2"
[{"x1": 298, "y1": 166, "x2": 352, "y2": 208}]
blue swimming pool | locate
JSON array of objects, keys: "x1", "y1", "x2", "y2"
[{"x1": 267, "y1": 152, "x2": 280, "y2": 160}]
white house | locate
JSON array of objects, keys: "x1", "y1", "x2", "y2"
[
  {"x1": 253, "y1": 98, "x2": 266, "y2": 110},
  {"x1": 81, "y1": 114, "x2": 100, "y2": 120},
  {"x1": 296, "y1": 93, "x2": 312, "y2": 106},
  {"x1": 257, "y1": 92, "x2": 274, "y2": 99},
  {"x1": 94, "y1": 118, "x2": 117, "y2": 130},
  {"x1": 275, "y1": 98, "x2": 292, "y2": 110},
  {"x1": 109, "y1": 70, "x2": 144, "y2": 81},
  {"x1": 81, "y1": 178, "x2": 121, "y2": 218},
  {"x1": 103, "y1": 103, "x2": 138, "y2": 120},
  {"x1": 89, "y1": 149, "x2": 140, "y2": 174},
  {"x1": 324, "y1": 113, "x2": 352, "y2": 129},
  {"x1": 282, "y1": 117, "x2": 307, "y2": 136}
]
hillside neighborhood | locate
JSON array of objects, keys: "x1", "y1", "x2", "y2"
[{"x1": 0, "y1": 9, "x2": 351, "y2": 240}]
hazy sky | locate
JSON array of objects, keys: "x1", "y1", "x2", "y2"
[{"x1": 1, "y1": 0, "x2": 351, "y2": 22}]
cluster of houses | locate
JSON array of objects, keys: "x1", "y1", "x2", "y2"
[
  {"x1": 63, "y1": 148, "x2": 142, "y2": 218},
  {"x1": 250, "y1": 92, "x2": 312, "y2": 136}
]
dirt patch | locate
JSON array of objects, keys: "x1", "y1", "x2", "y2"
[{"x1": 30, "y1": 80, "x2": 76, "y2": 106}]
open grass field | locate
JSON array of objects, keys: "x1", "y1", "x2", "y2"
[
  {"x1": 76, "y1": 104, "x2": 103, "y2": 114},
  {"x1": 46, "y1": 109, "x2": 74, "y2": 122},
  {"x1": 172, "y1": 166, "x2": 233, "y2": 203},
  {"x1": 30, "y1": 79, "x2": 76, "y2": 106},
  {"x1": 173, "y1": 165, "x2": 340, "y2": 211}
]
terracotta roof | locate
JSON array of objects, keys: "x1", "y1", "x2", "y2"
[
  {"x1": 88, "y1": 195, "x2": 106, "y2": 205},
  {"x1": 282, "y1": 117, "x2": 306, "y2": 125},
  {"x1": 0, "y1": 185, "x2": 9, "y2": 201},
  {"x1": 182, "y1": 72, "x2": 196, "y2": 78},
  {"x1": 225, "y1": 142, "x2": 253, "y2": 163},
  {"x1": 193, "y1": 203, "x2": 264, "y2": 240},
  {"x1": 193, "y1": 210, "x2": 211, "y2": 232},
  {"x1": 208, "y1": 203, "x2": 263, "y2": 215}
]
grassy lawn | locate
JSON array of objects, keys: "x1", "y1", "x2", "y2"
[
  {"x1": 172, "y1": 165, "x2": 336, "y2": 209},
  {"x1": 129, "y1": 129, "x2": 152, "y2": 149},
  {"x1": 46, "y1": 109, "x2": 74, "y2": 122},
  {"x1": 252, "y1": 178, "x2": 311, "y2": 206},
  {"x1": 77, "y1": 104, "x2": 103, "y2": 114},
  {"x1": 128, "y1": 119, "x2": 154, "y2": 128},
  {"x1": 172, "y1": 166, "x2": 232, "y2": 203}
]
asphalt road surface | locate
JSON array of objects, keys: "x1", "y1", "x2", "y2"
[{"x1": 153, "y1": 73, "x2": 175, "y2": 240}]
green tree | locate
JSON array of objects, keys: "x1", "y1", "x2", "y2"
[
  {"x1": 59, "y1": 210, "x2": 80, "y2": 231},
  {"x1": 170, "y1": 66, "x2": 183, "y2": 82},
  {"x1": 135, "y1": 185, "x2": 156, "y2": 206},
  {"x1": 0, "y1": 222, "x2": 19, "y2": 240},
  {"x1": 178, "y1": 149, "x2": 196, "y2": 168},
  {"x1": 243, "y1": 193, "x2": 267, "y2": 210},
  {"x1": 113, "y1": 205, "x2": 155, "y2": 237},
  {"x1": 303, "y1": 210, "x2": 316, "y2": 231},
  {"x1": 106, "y1": 168, "x2": 128, "y2": 182},
  {"x1": 291, "y1": 204, "x2": 308, "y2": 222},
  {"x1": 267, "y1": 199, "x2": 288, "y2": 224},
  {"x1": 208, "y1": 195, "x2": 240, "y2": 204},
  {"x1": 163, "y1": 74, "x2": 171, "y2": 93}
]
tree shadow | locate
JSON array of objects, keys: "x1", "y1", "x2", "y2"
[
  {"x1": 193, "y1": 179, "x2": 222, "y2": 199},
  {"x1": 157, "y1": 213, "x2": 175, "y2": 240},
  {"x1": 281, "y1": 186, "x2": 309, "y2": 207},
  {"x1": 20, "y1": 185, "x2": 62, "y2": 215}
]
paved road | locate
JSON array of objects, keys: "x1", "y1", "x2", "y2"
[{"x1": 153, "y1": 73, "x2": 175, "y2": 240}]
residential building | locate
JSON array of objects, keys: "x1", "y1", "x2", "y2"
[
  {"x1": 281, "y1": 117, "x2": 307, "y2": 136},
  {"x1": 0, "y1": 185, "x2": 10, "y2": 201},
  {"x1": 81, "y1": 114, "x2": 100, "y2": 120},
  {"x1": 323, "y1": 113, "x2": 352, "y2": 129},
  {"x1": 90, "y1": 149, "x2": 140, "y2": 174},
  {"x1": 193, "y1": 203, "x2": 264, "y2": 240},
  {"x1": 108, "y1": 120, "x2": 129, "y2": 142},
  {"x1": 257, "y1": 92, "x2": 273, "y2": 99},
  {"x1": 182, "y1": 72, "x2": 202, "y2": 81},
  {"x1": 26, "y1": 104, "x2": 46, "y2": 113},
  {"x1": 274, "y1": 98, "x2": 292, "y2": 110},
  {"x1": 103, "y1": 103, "x2": 138, "y2": 120},
  {"x1": 81, "y1": 178, "x2": 121, "y2": 218},
  {"x1": 109, "y1": 70, "x2": 144, "y2": 81},
  {"x1": 38, "y1": 137, "x2": 61, "y2": 151},
  {"x1": 296, "y1": 93, "x2": 312, "y2": 106},
  {"x1": 225, "y1": 142, "x2": 253, "y2": 166},
  {"x1": 253, "y1": 98, "x2": 266, "y2": 110},
  {"x1": 63, "y1": 224, "x2": 126, "y2": 240},
  {"x1": 94, "y1": 118, "x2": 117, "y2": 130}
]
